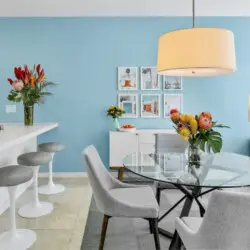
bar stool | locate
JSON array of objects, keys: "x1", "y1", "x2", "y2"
[
  {"x1": 0, "y1": 165, "x2": 36, "y2": 250},
  {"x1": 17, "y1": 152, "x2": 54, "y2": 218},
  {"x1": 38, "y1": 142, "x2": 65, "y2": 195}
]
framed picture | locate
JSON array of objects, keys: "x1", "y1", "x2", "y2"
[
  {"x1": 141, "y1": 94, "x2": 161, "y2": 118},
  {"x1": 118, "y1": 67, "x2": 138, "y2": 91},
  {"x1": 164, "y1": 94, "x2": 183, "y2": 118},
  {"x1": 163, "y1": 76, "x2": 182, "y2": 90},
  {"x1": 140, "y1": 67, "x2": 161, "y2": 90},
  {"x1": 118, "y1": 94, "x2": 138, "y2": 118}
]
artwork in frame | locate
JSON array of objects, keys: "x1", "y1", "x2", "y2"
[
  {"x1": 140, "y1": 67, "x2": 161, "y2": 90},
  {"x1": 141, "y1": 94, "x2": 161, "y2": 118},
  {"x1": 164, "y1": 94, "x2": 183, "y2": 118},
  {"x1": 163, "y1": 76, "x2": 182, "y2": 90},
  {"x1": 118, "y1": 67, "x2": 138, "y2": 91},
  {"x1": 118, "y1": 94, "x2": 138, "y2": 118}
]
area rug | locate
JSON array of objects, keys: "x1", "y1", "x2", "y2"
[{"x1": 81, "y1": 188, "x2": 207, "y2": 250}]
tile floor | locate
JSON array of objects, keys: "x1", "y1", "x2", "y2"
[{"x1": 0, "y1": 177, "x2": 92, "y2": 250}]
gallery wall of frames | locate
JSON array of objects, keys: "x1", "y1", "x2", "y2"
[{"x1": 117, "y1": 66, "x2": 183, "y2": 119}]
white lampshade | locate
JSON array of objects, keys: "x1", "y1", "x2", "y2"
[{"x1": 157, "y1": 28, "x2": 237, "y2": 77}]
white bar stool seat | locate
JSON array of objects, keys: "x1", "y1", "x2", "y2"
[
  {"x1": 0, "y1": 165, "x2": 36, "y2": 250},
  {"x1": 17, "y1": 152, "x2": 53, "y2": 218},
  {"x1": 38, "y1": 142, "x2": 65, "y2": 195}
]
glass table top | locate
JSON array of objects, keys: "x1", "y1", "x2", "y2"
[{"x1": 123, "y1": 152, "x2": 250, "y2": 188}]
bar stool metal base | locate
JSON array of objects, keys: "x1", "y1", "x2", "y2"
[
  {"x1": 18, "y1": 202, "x2": 53, "y2": 218},
  {"x1": 38, "y1": 183, "x2": 65, "y2": 195},
  {"x1": 0, "y1": 229, "x2": 36, "y2": 250}
]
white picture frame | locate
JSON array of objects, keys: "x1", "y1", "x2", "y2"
[
  {"x1": 140, "y1": 67, "x2": 161, "y2": 90},
  {"x1": 163, "y1": 76, "x2": 183, "y2": 90},
  {"x1": 118, "y1": 67, "x2": 138, "y2": 91},
  {"x1": 118, "y1": 94, "x2": 138, "y2": 118},
  {"x1": 164, "y1": 94, "x2": 183, "y2": 118},
  {"x1": 141, "y1": 94, "x2": 161, "y2": 118}
]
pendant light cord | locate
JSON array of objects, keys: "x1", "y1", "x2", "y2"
[{"x1": 193, "y1": 0, "x2": 195, "y2": 28}]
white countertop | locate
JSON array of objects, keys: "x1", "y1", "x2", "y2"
[{"x1": 0, "y1": 123, "x2": 59, "y2": 152}]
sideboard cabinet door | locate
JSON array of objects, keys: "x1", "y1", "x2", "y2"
[{"x1": 109, "y1": 132, "x2": 138, "y2": 167}]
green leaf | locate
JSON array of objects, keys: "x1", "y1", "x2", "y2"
[
  {"x1": 209, "y1": 131, "x2": 222, "y2": 137},
  {"x1": 199, "y1": 138, "x2": 206, "y2": 152}
]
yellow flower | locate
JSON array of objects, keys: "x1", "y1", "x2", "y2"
[
  {"x1": 109, "y1": 106, "x2": 115, "y2": 110},
  {"x1": 190, "y1": 118, "x2": 198, "y2": 135},
  {"x1": 117, "y1": 107, "x2": 122, "y2": 110},
  {"x1": 180, "y1": 114, "x2": 193, "y2": 123},
  {"x1": 179, "y1": 127, "x2": 191, "y2": 140}
]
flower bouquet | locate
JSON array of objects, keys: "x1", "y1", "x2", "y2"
[
  {"x1": 7, "y1": 64, "x2": 55, "y2": 125},
  {"x1": 107, "y1": 106, "x2": 125, "y2": 131},
  {"x1": 170, "y1": 109, "x2": 229, "y2": 167}
]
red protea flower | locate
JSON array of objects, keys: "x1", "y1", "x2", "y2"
[
  {"x1": 201, "y1": 112, "x2": 212, "y2": 120},
  {"x1": 198, "y1": 115, "x2": 212, "y2": 130}
]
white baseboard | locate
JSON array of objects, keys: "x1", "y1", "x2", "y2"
[{"x1": 38, "y1": 172, "x2": 88, "y2": 178}]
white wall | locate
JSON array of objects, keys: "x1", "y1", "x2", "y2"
[{"x1": 0, "y1": 0, "x2": 250, "y2": 17}]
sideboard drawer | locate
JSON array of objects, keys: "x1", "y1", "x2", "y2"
[
  {"x1": 138, "y1": 133, "x2": 155, "y2": 144},
  {"x1": 139, "y1": 143, "x2": 155, "y2": 153}
]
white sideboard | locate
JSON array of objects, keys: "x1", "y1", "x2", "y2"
[{"x1": 109, "y1": 129, "x2": 176, "y2": 167}]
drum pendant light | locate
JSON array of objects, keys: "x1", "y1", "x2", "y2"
[{"x1": 157, "y1": 0, "x2": 237, "y2": 77}]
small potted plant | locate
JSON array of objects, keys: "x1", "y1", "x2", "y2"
[
  {"x1": 7, "y1": 64, "x2": 55, "y2": 126},
  {"x1": 107, "y1": 106, "x2": 125, "y2": 131},
  {"x1": 170, "y1": 109, "x2": 229, "y2": 168}
]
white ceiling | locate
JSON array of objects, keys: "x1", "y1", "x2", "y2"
[{"x1": 0, "y1": 0, "x2": 250, "y2": 17}]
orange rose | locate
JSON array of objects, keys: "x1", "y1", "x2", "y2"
[{"x1": 170, "y1": 112, "x2": 180, "y2": 121}]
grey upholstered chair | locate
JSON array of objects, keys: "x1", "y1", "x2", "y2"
[
  {"x1": 176, "y1": 190, "x2": 250, "y2": 250},
  {"x1": 83, "y1": 145, "x2": 161, "y2": 250},
  {"x1": 155, "y1": 134, "x2": 188, "y2": 204}
]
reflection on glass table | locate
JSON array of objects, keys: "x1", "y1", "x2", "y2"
[
  {"x1": 123, "y1": 152, "x2": 250, "y2": 250},
  {"x1": 123, "y1": 152, "x2": 250, "y2": 188}
]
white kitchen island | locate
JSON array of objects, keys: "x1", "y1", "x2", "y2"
[{"x1": 0, "y1": 123, "x2": 58, "y2": 214}]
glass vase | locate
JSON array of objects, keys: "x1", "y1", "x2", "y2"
[
  {"x1": 24, "y1": 105, "x2": 34, "y2": 126},
  {"x1": 113, "y1": 118, "x2": 120, "y2": 131},
  {"x1": 187, "y1": 144, "x2": 201, "y2": 168}
]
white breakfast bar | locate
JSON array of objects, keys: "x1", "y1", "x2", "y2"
[{"x1": 0, "y1": 123, "x2": 58, "y2": 214}]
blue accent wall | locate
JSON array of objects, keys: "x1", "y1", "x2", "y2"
[{"x1": 0, "y1": 17, "x2": 250, "y2": 172}]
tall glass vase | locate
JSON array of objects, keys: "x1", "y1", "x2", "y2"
[
  {"x1": 187, "y1": 144, "x2": 201, "y2": 168},
  {"x1": 113, "y1": 118, "x2": 120, "y2": 131},
  {"x1": 24, "y1": 105, "x2": 34, "y2": 126}
]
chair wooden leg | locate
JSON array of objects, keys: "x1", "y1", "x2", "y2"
[
  {"x1": 99, "y1": 215, "x2": 110, "y2": 250},
  {"x1": 156, "y1": 187, "x2": 161, "y2": 205},
  {"x1": 118, "y1": 168, "x2": 124, "y2": 182},
  {"x1": 149, "y1": 220, "x2": 153, "y2": 234},
  {"x1": 151, "y1": 218, "x2": 161, "y2": 250}
]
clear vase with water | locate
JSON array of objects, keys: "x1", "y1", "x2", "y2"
[
  {"x1": 112, "y1": 118, "x2": 120, "y2": 131},
  {"x1": 187, "y1": 144, "x2": 201, "y2": 168}
]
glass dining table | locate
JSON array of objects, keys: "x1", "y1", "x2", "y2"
[{"x1": 123, "y1": 152, "x2": 250, "y2": 250}]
